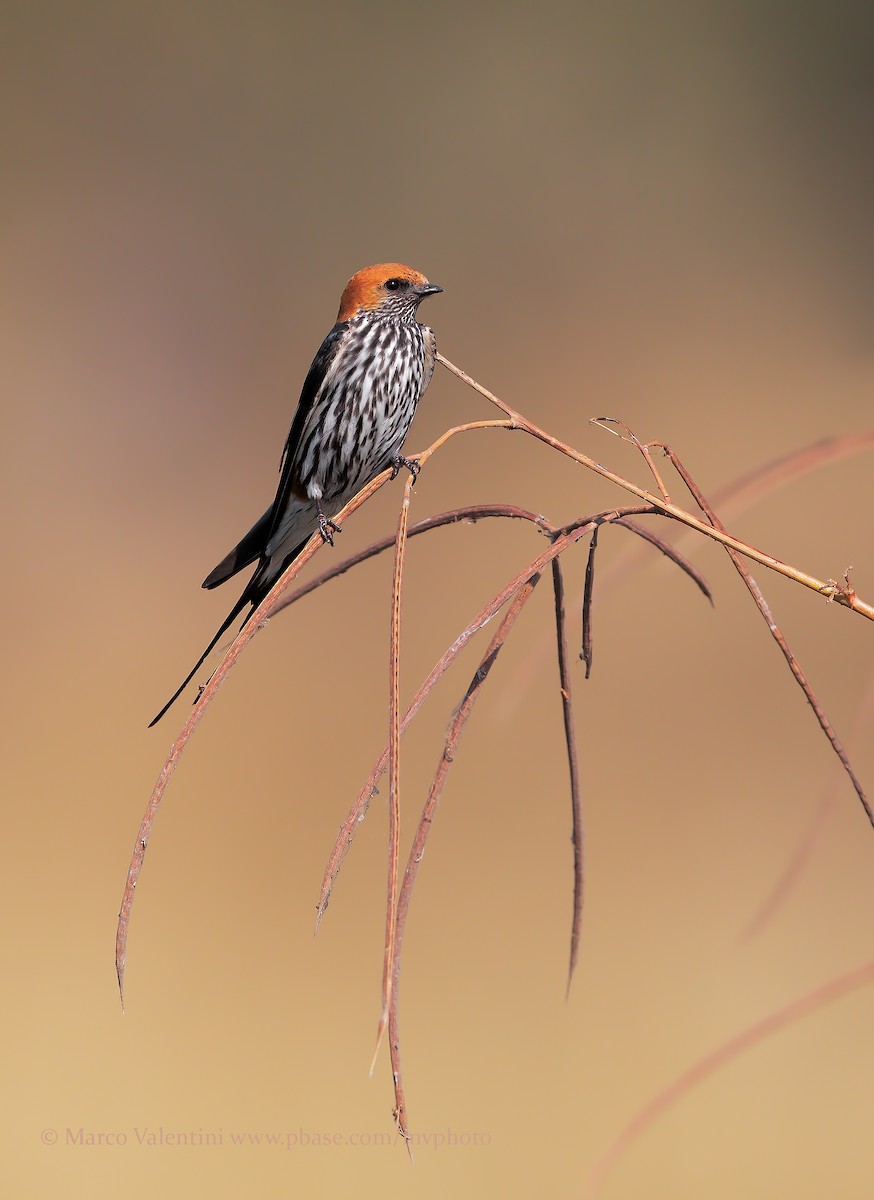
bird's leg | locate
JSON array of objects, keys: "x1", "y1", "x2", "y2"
[
  {"x1": 316, "y1": 499, "x2": 341, "y2": 546},
  {"x1": 390, "y1": 454, "x2": 420, "y2": 482}
]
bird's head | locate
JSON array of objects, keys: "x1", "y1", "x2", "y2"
[{"x1": 337, "y1": 263, "x2": 443, "y2": 322}]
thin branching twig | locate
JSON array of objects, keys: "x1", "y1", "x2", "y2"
[
  {"x1": 500, "y1": 432, "x2": 874, "y2": 719},
  {"x1": 658, "y1": 443, "x2": 874, "y2": 831},
  {"x1": 436, "y1": 354, "x2": 874, "y2": 619},
  {"x1": 593, "y1": 416, "x2": 673, "y2": 505}
]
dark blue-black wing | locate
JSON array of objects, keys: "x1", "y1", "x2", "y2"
[
  {"x1": 150, "y1": 322, "x2": 351, "y2": 726},
  {"x1": 201, "y1": 321, "x2": 349, "y2": 590},
  {"x1": 265, "y1": 320, "x2": 349, "y2": 545}
]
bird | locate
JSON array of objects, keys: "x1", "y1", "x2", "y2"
[{"x1": 149, "y1": 262, "x2": 443, "y2": 726}]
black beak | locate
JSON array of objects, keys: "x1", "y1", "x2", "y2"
[{"x1": 418, "y1": 283, "x2": 444, "y2": 297}]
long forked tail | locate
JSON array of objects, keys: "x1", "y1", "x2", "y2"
[
  {"x1": 148, "y1": 589, "x2": 253, "y2": 727},
  {"x1": 149, "y1": 530, "x2": 312, "y2": 727}
]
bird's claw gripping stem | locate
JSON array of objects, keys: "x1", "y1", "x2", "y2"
[
  {"x1": 317, "y1": 503, "x2": 342, "y2": 546},
  {"x1": 390, "y1": 455, "x2": 420, "y2": 482}
]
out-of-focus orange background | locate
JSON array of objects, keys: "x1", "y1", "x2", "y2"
[{"x1": 3, "y1": 3, "x2": 873, "y2": 1196}]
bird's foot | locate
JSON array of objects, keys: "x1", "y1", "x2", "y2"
[
  {"x1": 317, "y1": 508, "x2": 342, "y2": 546},
  {"x1": 390, "y1": 455, "x2": 420, "y2": 482}
]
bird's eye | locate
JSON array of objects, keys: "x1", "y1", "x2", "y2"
[{"x1": 384, "y1": 277, "x2": 405, "y2": 291}]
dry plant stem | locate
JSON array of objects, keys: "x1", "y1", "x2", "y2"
[
  {"x1": 578, "y1": 956, "x2": 874, "y2": 1199},
  {"x1": 598, "y1": 431, "x2": 874, "y2": 601},
  {"x1": 501, "y1": 434, "x2": 872, "y2": 718},
  {"x1": 551, "y1": 556, "x2": 585, "y2": 994},
  {"x1": 388, "y1": 574, "x2": 543, "y2": 1141},
  {"x1": 371, "y1": 474, "x2": 414, "y2": 1073},
  {"x1": 272, "y1": 505, "x2": 704, "y2": 631},
  {"x1": 581, "y1": 525, "x2": 598, "y2": 677},
  {"x1": 436, "y1": 353, "x2": 874, "y2": 620},
  {"x1": 661, "y1": 445, "x2": 874, "y2": 831},
  {"x1": 592, "y1": 416, "x2": 672, "y2": 504},
  {"x1": 314, "y1": 504, "x2": 716, "y2": 927},
  {"x1": 116, "y1": 419, "x2": 510, "y2": 1008},
  {"x1": 314, "y1": 511, "x2": 646, "y2": 927},
  {"x1": 612, "y1": 518, "x2": 713, "y2": 604},
  {"x1": 271, "y1": 505, "x2": 555, "y2": 617}
]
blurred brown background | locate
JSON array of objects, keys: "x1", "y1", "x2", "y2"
[{"x1": 3, "y1": 2, "x2": 874, "y2": 1196}]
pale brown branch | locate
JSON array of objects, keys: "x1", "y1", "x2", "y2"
[
  {"x1": 605, "y1": 432, "x2": 874, "y2": 603},
  {"x1": 436, "y1": 354, "x2": 874, "y2": 620}
]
